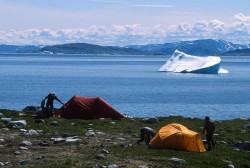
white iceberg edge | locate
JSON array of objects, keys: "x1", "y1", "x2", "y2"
[{"x1": 159, "y1": 50, "x2": 229, "y2": 74}]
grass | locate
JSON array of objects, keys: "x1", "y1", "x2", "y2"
[{"x1": 0, "y1": 109, "x2": 249, "y2": 168}]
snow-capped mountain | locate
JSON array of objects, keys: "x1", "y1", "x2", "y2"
[{"x1": 126, "y1": 39, "x2": 250, "y2": 56}]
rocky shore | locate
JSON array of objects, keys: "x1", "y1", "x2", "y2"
[{"x1": 0, "y1": 109, "x2": 249, "y2": 168}]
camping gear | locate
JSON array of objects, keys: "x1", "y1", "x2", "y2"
[
  {"x1": 149, "y1": 123, "x2": 206, "y2": 152},
  {"x1": 54, "y1": 96, "x2": 125, "y2": 119}
]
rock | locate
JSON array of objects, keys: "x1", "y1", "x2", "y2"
[
  {"x1": 24, "y1": 129, "x2": 39, "y2": 136},
  {"x1": 22, "y1": 106, "x2": 39, "y2": 112},
  {"x1": 117, "y1": 138, "x2": 126, "y2": 141},
  {"x1": 202, "y1": 140, "x2": 207, "y2": 144},
  {"x1": 14, "y1": 150, "x2": 21, "y2": 155},
  {"x1": 19, "y1": 160, "x2": 29, "y2": 165},
  {"x1": 233, "y1": 148, "x2": 240, "y2": 151},
  {"x1": 228, "y1": 164, "x2": 235, "y2": 168},
  {"x1": 18, "y1": 113, "x2": 26, "y2": 116},
  {"x1": 19, "y1": 146, "x2": 29, "y2": 150},
  {"x1": 95, "y1": 153, "x2": 106, "y2": 159},
  {"x1": 120, "y1": 144, "x2": 132, "y2": 148},
  {"x1": 0, "y1": 112, "x2": 3, "y2": 116},
  {"x1": 50, "y1": 121, "x2": 58, "y2": 126},
  {"x1": 4, "y1": 162, "x2": 10, "y2": 166},
  {"x1": 142, "y1": 117, "x2": 158, "y2": 124},
  {"x1": 233, "y1": 141, "x2": 250, "y2": 150},
  {"x1": 9, "y1": 120, "x2": 27, "y2": 127},
  {"x1": 95, "y1": 131, "x2": 105, "y2": 135},
  {"x1": 20, "y1": 129, "x2": 27, "y2": 132},
  {"x1": 169, "y1": 157, "x2": 186, "y2": 164},
  {"x1": 244, "y1": 124, "x2": 250, "y2": 129},
  {"x1": 5, "y1": 143, "x2": 13, "y2": 147},
  {"x1": 34, "y1": 119, "x2": 45, "y2": 123},
  {"x1": 36, "y1": 155, "x2": 44, "y2": 160},
  {"x1": 0, "y1": 162, "x2": 4, "y2": 166},
  {"x1": 62, "y1": 133, "x2": 71, "y2": 138},
  {"x1": 51, "y1": 138, "x2": 65, "y2": 144},
  {"x1": 38, "y1": 141, "x2": 49, "y2": 146},
  {"x1": 85, "y1": 130, "x2": 95, "y2": 137},
  {"x1": 0, "y1": 128, "x2": 9, "y2": 132},
  {"x1": 107, "y1": 164, "x2": 119, "y2": 168},
  {"x1": 218, "y1": 141, "x2": 228, "y2": 144},
  {"x1": 241, "y1": 130, "x2": 246, "y2": 133},
  {"x1": 20, "y1": 141, "x2": 32, "y2": 146},
  {"x1": 65, "y1": 136, "x2": 81, "y2": 142},
  {"x1": 0, "y1": 117, "x2": 12, "y2": 124},
  {"x1": 138, "y1": 166, "x2": 148, "y2": 168},
  {"x1": 100, "y1": 149, "x2": 109, "y2": 154}
]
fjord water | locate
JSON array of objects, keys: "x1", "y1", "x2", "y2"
[{"x1": 0, "y1": 53, "x2": 250, "y2": 120}]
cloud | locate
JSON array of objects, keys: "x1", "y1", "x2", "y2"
[
  {"x1": 0, "y1": 13, "x2": 249, "y2": 46},
  {"x1": 234, "y1": 13, "x2": 250, "y2": 23},
  {"x1": 131, "y1": 4, "x2": 174, "y2": 8},
  {"x1": 90, "y1": 0, "x2": 124, "y2": 3}
]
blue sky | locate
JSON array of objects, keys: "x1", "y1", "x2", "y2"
[{"x1": 0, "y1": 0, "x2": 250, "y2": 45}]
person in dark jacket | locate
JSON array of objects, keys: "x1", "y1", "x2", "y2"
[
  {"x1": 137, "y1": 127, "x2": 156, "y2": 145},
  {"x1": 43, "y1": 92, "x2": 64, "y2": 117},
  {"x1": 202, "y1": 116, "x2": 215, "y2": 151}
]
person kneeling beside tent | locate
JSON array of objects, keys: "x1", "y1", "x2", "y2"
[{"x1": 137, "y1": 127, "x2": 156, "y2": 145}]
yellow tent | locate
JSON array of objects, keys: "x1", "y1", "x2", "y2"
[{"x1": 149, "y1": 123, "x2": 206, "y2": 152}]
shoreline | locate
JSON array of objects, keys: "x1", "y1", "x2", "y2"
[
  {"x1": 1, "y1": 108, "x2": 249, "y2": 121},
  {"x1": 0, "y1": 109, "x2": 249, "y2": 167}
]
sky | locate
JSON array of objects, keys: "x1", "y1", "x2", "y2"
[{"x1": 0, "y1": 0, "x2": 250, "y2": 46}]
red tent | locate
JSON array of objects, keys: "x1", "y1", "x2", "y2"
[{"x1": 54, "y1": 96, "x2": 125, "y2": 119}]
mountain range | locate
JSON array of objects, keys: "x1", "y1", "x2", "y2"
[
  {"x1": 0, "y1": 39, "x2": 250, "y2": 56},
  {"x1": 126, "y1": 39, "x2": 250, "y2": 56}
]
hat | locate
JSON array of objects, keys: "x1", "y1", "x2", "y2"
[
  {"x1": 50, "y1": 92, "x2": 56, "y2": 95},
  {"x1": 205, "y1": 116, "x2": 210, "y2": 121}
]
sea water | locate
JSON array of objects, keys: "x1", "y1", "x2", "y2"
[{"x1": 0, "y1": 53, "x2": 250, "y2": 120}]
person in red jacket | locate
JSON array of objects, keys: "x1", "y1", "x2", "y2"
[{"x1": 202, "y1": 116, "x2": 215, "y2": 151}]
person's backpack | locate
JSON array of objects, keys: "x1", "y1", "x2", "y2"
[{"x1": 41, "y1": 99, "x2": 45, "y2": 109}]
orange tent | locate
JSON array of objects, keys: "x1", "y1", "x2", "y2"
[
  {"x1": 54, "y1": 96, "x2": 125, "y2": 120},
  {"x1": 149, "y1": 123, "x2": 206, "y2": 152}
]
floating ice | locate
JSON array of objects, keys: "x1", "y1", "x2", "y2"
[{"x1": 159, "y1": 50, "x2": 229, "y2": 74}]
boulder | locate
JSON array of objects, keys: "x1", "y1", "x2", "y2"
[
  {"x1": 233, "y1": 141, "x2": 250, "y2": 150},
  {"x1": 142, "y1": 117, "x2": 158, "y2": 124},
  {"x1": 9, "y1": 120, "x2": 27, "y2": 127},
  {"x1": 169, "y1": 157, "x2": 186, "y2": 164},
  {"x1": 22, "y1": 106, "x2": 39, "y2": 112},
  {"x1": 0, "y1": 117, "x2": 12, "y2": 124}
]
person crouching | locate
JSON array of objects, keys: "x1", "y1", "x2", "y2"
[{"x1": 137, "y1": 127, "x2": 156, "y2": 145}]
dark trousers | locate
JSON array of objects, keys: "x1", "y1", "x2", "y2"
[
  {"x1": 137, "y1": 129, "x2": 151, "y2": 145},
  {"x1": 206, "y1": 133, "x2": 215, "y2": 150}
]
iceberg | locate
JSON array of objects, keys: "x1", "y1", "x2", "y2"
[{"x1": 159, "y1": 50, "x2": 229, "y2": 74}]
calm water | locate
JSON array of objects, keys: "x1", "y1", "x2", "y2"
[{"x1": 0, "y1": 53, "x2": 250, "y2": 120}]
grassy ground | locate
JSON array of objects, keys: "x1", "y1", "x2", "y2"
[{"x1": 0, "y1": 109, "x2": 249, "y2": 168}]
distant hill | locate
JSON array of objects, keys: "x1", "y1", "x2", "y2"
[
  {"x1": 41, "y1": 43, "x2": 151, "y2": 55},
  {"x1": 219, "y1": 48, "x2": 250, "y2": 56},
  {"x1": 126, "y1": 39, "x2": 250, "y2": 56},
  {"x1": 0, "y1": 44, "x2": 41, "y2": 53},
  {"x1": 1, "y1": 39, "x2": 250, "y2": 56}
]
